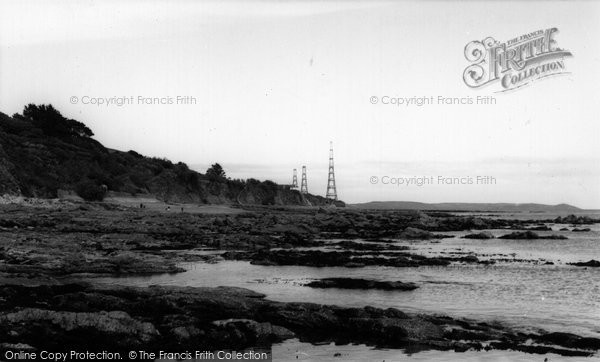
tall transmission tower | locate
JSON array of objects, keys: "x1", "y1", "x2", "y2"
[
  {"x1": 326, "y1": 141, "x2": 338, "y2": 200},
  {"x1": 291, "y1": 168, "x2": 298, "y2": 189},
  {"x1": 300, "y1": 166, "x2": 308, "y2": 194}
]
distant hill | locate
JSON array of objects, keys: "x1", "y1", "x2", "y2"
[
  {"x1": 351, "y1": 201, "x2": 582, "y2": 212},
  {"x1": 0, "y1": 104, "x2": 339, "y2": 206}
]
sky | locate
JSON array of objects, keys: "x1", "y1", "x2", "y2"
[{"x1": 0, "y1": 0, "x2": 599, "y2": 208}]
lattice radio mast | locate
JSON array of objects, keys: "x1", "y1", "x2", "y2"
[
  {"x1": 291, "y1": 168, "x2": 298, "y2": 189},
  {"x1": 300, "y1": 166, "x2": 308, "y2": 194},
  {"x1": 326, "y1": 141, "x2": 337, "y2": 200}
]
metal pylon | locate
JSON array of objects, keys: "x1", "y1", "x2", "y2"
[
  {"x1": 300, "y1": 166, "x2": 308, "y2": 194},
  {"x1": 292, "y1": 169, "x2": 298, "y2": 189},
  {"x1": 326, "y1": 141, "x2": 337, "y2": 200}
]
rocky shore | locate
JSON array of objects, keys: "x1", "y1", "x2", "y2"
[
  {"x1": 1, "y1": 283, "x2": 598, "y2": 357},
  {"x1": 0, "y1": 202, "x2": 598, "y2": 358},
  {"x1": 2, "y1": 202, "x2": 590, "y2": 278},
  {"x1": 221, "y1": 249, "x2": 489, "y2": 267}
]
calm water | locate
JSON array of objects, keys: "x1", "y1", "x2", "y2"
[
  {"x1": 93, "y1": 215, "x2": 600, "y2": 360},
  {"x1": 273, "y1": 339, "x2": 597, "y2": 362}
]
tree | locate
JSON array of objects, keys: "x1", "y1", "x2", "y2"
[
  {"x1": 22, "y1": 104, "x2": 93, "y2": 138},
  {"x1": 206, "y1": 163, "x2": 226, "y2": 180}
]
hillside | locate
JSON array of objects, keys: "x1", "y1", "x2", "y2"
[
  {"x1": 0, "y1": 104, "x2": 339, "y2": 206},
  {"x1": 352, "y1": 201, "x2": 582, "y2": 212}
]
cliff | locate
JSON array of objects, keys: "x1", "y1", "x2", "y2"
[{"x1": 0, "y1": 105, "x2": 340, "y2": 207}]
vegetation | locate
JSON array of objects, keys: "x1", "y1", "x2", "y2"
[
  {"x1": 19, "y1": 104, "x2": 94, "y2": 138},
  {"x1": 75, "y1": 179, "x2": 107, "y2": 201},
  {"x1": 205, "y1": 163, "x2": 224, "y2": 179},
  {"x1": 0, "y1": 104, "x2": 331, "y2": 206}
]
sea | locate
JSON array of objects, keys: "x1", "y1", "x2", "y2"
[{"x1": 94, "y1": 211, "x2": 600, "y2": 361}]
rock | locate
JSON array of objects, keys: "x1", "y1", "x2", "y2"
[
  {"x1": 537, "y1": 332, "x2": 600, "y2": 350},
  {"x1": 399, "y1": 227, "x2": 436, "y2": 240},
  {"x1": 568, "y1": 260, "x2": 600, "y2": 267},
  {"x1": 343, "y1": 262, "x2": 366, "y2": 268},
  {"x1": 0, "y1": 343, "x2": 36, "y2": 352},
  {"x1": 554, "y1": 215, "x2": 599, "y2": 225},
  {"x1": 499, "y1": 231, "x2": 539, "y2": 239},
  {"x1": 490, "y1": 342, "x2": 593, "y2": 357},
  {"x1": 0, "y1": 284, "x2": 596, "y2": 357},
  {"x1": 212, "y1": 319, "x2": 295, "y2": 343},
  {"x1": 0, "y1": 308, "x2": 159, "y2": 347},
  {"x1": 171, "y1": 326, "x2": 202, "y2": 340},
  {"x1": 344, "y1": 228, "x2": 359, "y2": 237},
  {"x1": 335, "y1": 241, "x2": 409, "y2": 251},
  {"x1": 463, "y1": 231, "x2": 495, "y2": 239},
  {"x1": 498, "y1": 231, "x2": 567, "y2": 240},
  {"x1": 227, "y1": 249, "x2": 452, "y2": 268},
  {"x1": 457, "y1": 255, "x2": 479, "y2": 263},
  {"x1": 305, "y1": 278, "x2": 418, "y2": 291},
  {"x1": 0, "y1": 203, "x2": 579, "y2": 278},
  {"x1": 525, "y1": 225, "x2": 552, "y2": 231}
]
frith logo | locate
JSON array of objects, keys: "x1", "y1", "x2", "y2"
[{"x1": 463, "y1": 28, "x2": 572, "y2": 92}]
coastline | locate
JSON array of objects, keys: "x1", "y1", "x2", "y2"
[{"x1": 0, "y1": 200, "x2": 598, "y2": 359}]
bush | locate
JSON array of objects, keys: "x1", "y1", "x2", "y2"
[
  {"x1": 75, "y1": 180, "x2": 107, "y2": 201},
  {"x1": 21, "y1": 104, "x2": 93, "y2": 138},
  {"x1": 152, "y1": 157, "x2": 173, "y2": 169},
  {"x1": 127, "y1": 150, "x2": 143, "y2": 158}
]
